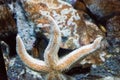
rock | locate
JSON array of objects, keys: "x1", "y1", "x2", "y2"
[
  {"x1": 7, "y1": 56, "x2": 44, "y2": 80},
  {"x1": 22, "y1": 0, "x2": 82, "y2": 49},
  {"x1": 0, "y1": 4, "x2": 17, "y2": 57},
  {"x1": 0, "y1": 42, "x2": 8, "y2": 80},
  {"x1": 74, "y1": 0, "x2": 86, "y2": 12},
  {"x1": 1, "y1": 41, "x2": 10, "y2": 70},
  {"x1": 15, "y1": 2, "x2": 36, "y2": 50},
  {"x1": 90, "y1": 55, "x2": 120, "y2": 77},
  {"x1": 83, "y1": 0, "x2": 120, "y2": 24},
  {"x1": 106, "y1": 16, "x2": 120, "y2": 54},
  {"x1": 78, "y1": 21, "x2": 104, "y2": 45},
  {"x1": 77, "y1": 20, "x2": 107, "y2": 65},
  {"x1": 63, "y1": 0, "x2": 77, "y2": 5},
  {"x1": 97, "y1": 76, "x2": 120, "y2": 80}
]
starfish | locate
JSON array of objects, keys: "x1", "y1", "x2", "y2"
[{"x1": 16, "y1": 15, "x2": 103, "y2": 80}]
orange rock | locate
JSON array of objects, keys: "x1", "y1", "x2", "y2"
[{"x1": 74, "y1": 0, "x2": 86, "y2": 12}]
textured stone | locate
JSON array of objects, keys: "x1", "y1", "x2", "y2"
[
  {"x1": 0, "y1": 4, "x2": 16, "y2": 37},
  {"x1": 106, "y1": 16, "x2": 120, "y2": 54},
  {"x1": 7, "y1": 56, "x2": 43, "y2": 80},
  {"x1": 83, "y1": 0, "x2": 120, "y2": 23},
  {"x1": 0, "y1": 4, "x2": 17, "y2": 57},
  {"x1": 74, "y1": 0, "x2": 86, "y2": 12},
  {"x1": 90, "y1": 56, "x2": 120, "y2": 77}
]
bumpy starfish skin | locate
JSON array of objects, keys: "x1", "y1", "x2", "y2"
[{"x1": 16, "y1": 15, "x2": 103, "y2": 80}]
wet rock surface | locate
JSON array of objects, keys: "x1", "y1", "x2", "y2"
[
  {"x1": 7, "y1": 56, "x2": 43, "y2": 80},
  {"x1": 106, "y1": 16, "x2": 120, "y2": 54},
  {"x1": 82, "y1": 0, "x2": 120, "y2": 24},
  {"x1": 0, "y1": 0, "x2": 119, "y2": 80},
  {"x1": 7, "y1": 55, "x2": 120, "y2": 80},
  {"x1": 0, "y1": 4, "x2": 17, "y2": 57},
  {"x1": 90, "y1": 55, "x2": 120, "y2": 77}
]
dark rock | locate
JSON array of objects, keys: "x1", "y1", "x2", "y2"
[
  {"x1": 33, "y1": 30, "x2": 74, "y2": 59},
  {"x1": 0, "y1": 0, "x2": 16, "y2": 4},
  {"x1": 83, "y1": 0, "x2": 120, "y2": 24},
  {"x1": 90, "y1": 65, "x2": 113, "y2": 77},
  {"x1": 0, "y1": 44, "x2": 8, "y2": 80},
  {"x1": 106, "y1": 16, "x2": 120, "y2": 54},
  {"x1": 90, "y1": 56, "x2": 120, "y2": 77},
  {"x1": 104, "y1": 56, "x2": 120, "y2": 76},
  {"x1": 65, "y1": 65, "x2": 91, "y2": 76},
  {"x1": 7, "y1": 56, "x2": 43, "y2": 80},
  {"x1": 0, "y1": 4, "x2": 17, "y2": 57},
  {"x1": 75, "y1": 74, "x2": 102, "y2": 80},
  {"x1": 106, "y1": 16, "x2": 120, "y2": 33},
  {"x1": 7, "y1": 57, "x2": 25, "y2": 80}
]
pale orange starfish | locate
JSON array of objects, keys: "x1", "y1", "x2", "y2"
[{"x1": 16, "y1": 15, "x2": 103, "y2": 80}]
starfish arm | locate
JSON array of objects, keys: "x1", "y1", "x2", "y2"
[
  {"x1": 43, "y1": 15, "x2": 61, "y2": 67},
  {"x1": 16, "y1": 35, "x2": 49, "y2": 73},
  {"x1": 56, "y1": 36, "x2": 103, "y2": 71}
]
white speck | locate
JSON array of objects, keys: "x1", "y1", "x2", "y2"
[
  {"x1": 74, "y1": 13, "x2": 81, "y2": 20},
  {"x1": 61, "y1": 8, "x2": 71, "y2": 15},
  {"x1": 67, "y1": 16, "x2": 74, "y2": 26},
  {"x1": 9, "y1": 58, "x2": 16, "y2": 67},
  {"x1": 73, "y1": 38, "x2": 80, "y2": 48},
  {"x1": 99, "y1": 52, "x2": 106, "y2": 62},
  {"x1": 92, "y1": 64, "x2": 97, "y2": 68},
  {"x1": 61, "y1": 29, "x2": 71, "y2": 37}
]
